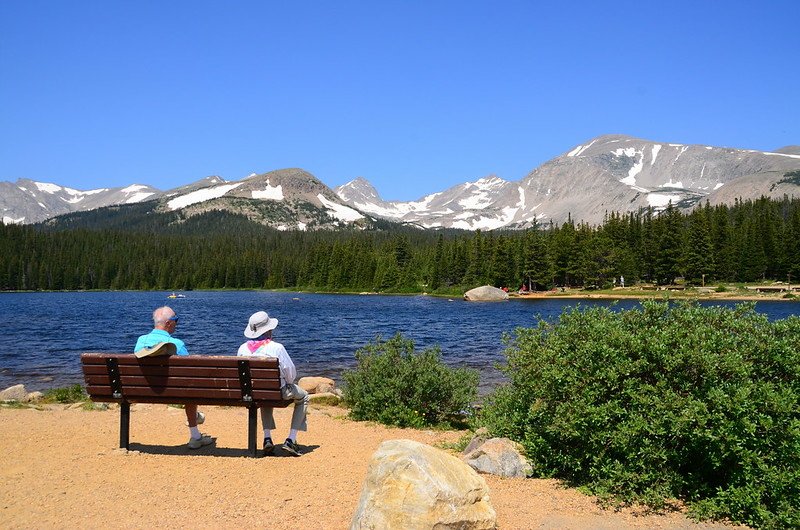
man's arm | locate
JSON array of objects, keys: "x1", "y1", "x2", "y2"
[
  {"x1": 277, "y1": 345, "x2": 296, "y2": 385},
  {"x1": 172, "y1": 338, "x2": 189, "y2": 356}
]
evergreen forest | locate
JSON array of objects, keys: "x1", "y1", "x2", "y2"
[{"x1": 2, "y1": 196, "x2": 800, "y2": 293}]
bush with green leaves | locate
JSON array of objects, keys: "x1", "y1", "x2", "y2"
[
  {"x1": 478, "y1": 301, "x2": 799, "y2": 528},
  {"x1": 343, "y1": 333, "x2": 478, "y2": 429}
]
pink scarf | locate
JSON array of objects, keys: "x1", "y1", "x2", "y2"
[{"x1": 246, "y1": 339, "x2": 270, "y2": 353}]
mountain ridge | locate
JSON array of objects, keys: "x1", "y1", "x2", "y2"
[
  {"x1": 336, "y1": 134, "x2": 800, "y2": 227},
  {"x1": 4, "y1": 134, "x2": 799, "y2": 229}
]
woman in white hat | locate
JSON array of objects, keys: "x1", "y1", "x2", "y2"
[{"x1": 237, "y1": 311, "x2": 309, "y2": 456}]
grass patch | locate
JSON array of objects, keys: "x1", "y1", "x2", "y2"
[
  {"x1": 435, "y1": 431, "x2": 475, "y2": 453},
  {"x1": 1, "y1": 401, "x2": 29, "y2": 409},
  {"x1": 41, "y1": 384, "x2": 87, "y2": 404}
]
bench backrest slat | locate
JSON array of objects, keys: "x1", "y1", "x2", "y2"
[
  {"x1": 80, "y1": 353, "x2": 290, "y2": 408},
  {"x1": 82, "y1": 364, "x2": 280, "y2": 380},
  {"x1": 81, "y1": 353, "x2": 269, "y2": 368}
]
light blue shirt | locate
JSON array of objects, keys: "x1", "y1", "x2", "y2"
[{"x1": 134, "y1": 328, "x2": 189, "y2": 356}]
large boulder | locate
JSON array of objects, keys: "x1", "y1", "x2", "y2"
[
  {"x1": 463, "y1": 437, "x2": 532, "y2": 478},
  {"x1": 351, "y1": 439, "x2": 496, "y2": 530},
  {"x1": 463, "y1": 285, "x2": 508, "y2": 302},
  {"x1": 0, "y1": 384, "x2": 28, "y2": 402},
  {"x1": 298, "y1": 376, "x2": 336, "y2": 394}
]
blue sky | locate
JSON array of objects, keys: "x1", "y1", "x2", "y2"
[{"x1": 1, "y1": 1, "x2": 798, "y2": 201}]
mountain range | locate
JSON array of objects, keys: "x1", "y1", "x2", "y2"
[
  {"x1": 3, "y1": 134, "x2": 799, "y2": 229},
  {"x1": 336, "y1": 135, "x2": 800, "y2": 228}
]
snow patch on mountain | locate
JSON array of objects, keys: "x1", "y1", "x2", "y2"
[
  {"x1": 251, "y1": 183, "x2": 283, "y2": 200},
  {"x1": 567, "y1": 139, "x2": 597, "y2": 157},
  {"x1": 125, "y1": 192, "x2": 156, "y2": 203},
  {"x1": 662, "y1": 179, "x2": 684, "y2": 188},
  {"x1": 613, "y1": 148, "x2": 644, "y2": 186},
  {"x1": 459, "y1": 192, "x2": 494, "y2": 209},
  {"x1": 317, "y1": 194, "x2": 363, "y2": 222},
  {"x1": 167, "y1": 183, "x2": 243, "y2": 210},
  {"x1": 651, "y1": 144, "x2": 661, "y2": 165},
  {"x1": 34, "y1": 182, "x2": 62, "y2": 193},
  {"x1": 647, "y1": 192, "x2": 682, "y2": 207},
  {"x1": 764, "y1": 152, "x2": 800, "y2": 160},
  {"x1": 122, "y1": 185, "x2": 150, "y2": 193}
]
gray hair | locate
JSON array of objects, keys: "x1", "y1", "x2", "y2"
[{"x1": 152, "y1": 306, "x2": 175, "y2": 326}]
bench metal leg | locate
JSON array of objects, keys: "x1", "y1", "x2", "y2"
[
  {"x1": 120, "y1": 401, "x2": 130, "y2": 449},
  {"x1": 248, "y1": 405, "x2": 258, "y2": 457}
]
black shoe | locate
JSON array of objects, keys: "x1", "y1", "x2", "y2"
[
  {"x1": 282, "y1": 438, "x2": 302, "y2": 457},
  {"x1": 262, "y1": 437, "x2": 274, "y2": 456}
]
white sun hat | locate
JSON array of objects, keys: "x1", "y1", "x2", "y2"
[{"x1": 244, "y1": 311, "x2": 279, "y2": 339}]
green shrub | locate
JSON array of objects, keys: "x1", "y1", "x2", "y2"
[
  {"x1": 343, "y1": 333, "x2": 478, "y2": 429},
  {"x1": 715, "y1": 284, "x2": 728, "y2": 292},
  {"x1": 42, "y1": 384, "x2": 87, "y2": 404},
  {"x1": 478, "y1": 301, "x2": 799, "y2": 528}
]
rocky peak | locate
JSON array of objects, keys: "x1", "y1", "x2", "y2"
[
  {"x1": 335, "y1": 177, "x2": 382, "y2": 204},
  {"x1": 773, "y1": 146, "x2": 800, "y2": 156}
]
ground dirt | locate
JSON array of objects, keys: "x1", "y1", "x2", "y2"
[{"x1": 0, "y1": 404, "x2": 747, "y2": 529}]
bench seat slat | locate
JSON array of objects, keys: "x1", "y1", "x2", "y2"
[
  {"x1": 86, "y1": 385, "x2": 285, "y2": 401},
  {"x1": 86, "y1": 395, "x2": 292, "y2": 408}
]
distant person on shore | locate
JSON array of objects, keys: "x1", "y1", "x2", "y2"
[
  {"x1": 238, "y1": 311, "x2": 309, "y2": 457},
  {"x1": 134, "y1": 306, "x2": 212, "y2": 450}
]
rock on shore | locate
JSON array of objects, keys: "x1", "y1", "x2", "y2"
[
  {"x1": 464, "y1": 285, "x2": 509, "y2": 302},
  {"x1": 0, "y1": 384, "x2": 42, "y2": 403},
  {"x1": 351, "y1": 439, "x2": 496, "y2": 529}
]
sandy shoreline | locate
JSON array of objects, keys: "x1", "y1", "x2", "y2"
[{"x1": 0, "y1": 403, "x2": 746, "y2": 529}]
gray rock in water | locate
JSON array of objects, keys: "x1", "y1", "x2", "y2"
[
  {"x1": 464, "y1": 285, "x2": 509, "y2": 302},
  {"x1": 463, "y1": 437, "x2": 532, "y2": 478},
  {"x1": 0, "y1": 384, "x2": 28, "y2": 402},
  {"x1": 351, "y1": 439, "x2": 496, "y2": 530}
]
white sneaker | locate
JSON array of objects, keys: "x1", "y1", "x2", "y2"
[
  {"x1": 187, "y1": 434, "x2": 213, "y2": 449},
  {"x1": 185, "y1": 410, "x2": 205, "y2": 426}
]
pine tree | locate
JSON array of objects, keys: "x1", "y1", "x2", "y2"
[{"x1": 684, "y1": 206, "x2": 715, "y2": 285}]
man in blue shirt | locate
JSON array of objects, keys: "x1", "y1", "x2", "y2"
[{"x1": 134, "y1": 306, "x2": 212, "y2": 450}]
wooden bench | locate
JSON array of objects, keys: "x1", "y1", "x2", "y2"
[{"x1": 81, "y1": 353, "x2": 291, "y2": 457}]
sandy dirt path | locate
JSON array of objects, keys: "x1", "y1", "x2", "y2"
[{"x1": 0, "y1": 403, "x2": 745, "y2": 529}]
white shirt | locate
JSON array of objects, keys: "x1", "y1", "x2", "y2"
[{"x1": 237, "y1": 339, "x2": 296, "y2": 387}]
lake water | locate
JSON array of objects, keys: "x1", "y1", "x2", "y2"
[{"x1": 1, "y1": 291, "x2": 798, "y2": 392}]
